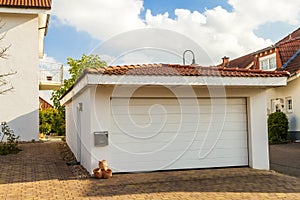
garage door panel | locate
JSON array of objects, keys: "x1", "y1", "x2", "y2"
[
  {"x1": 109, "y1": 147, "x2": 248, "y2": 164},
  {"x1": 112, "y1": 113, "x2": 247, "y2": 124},
  {"x1": 181, "y1": 148, "x2": 249, "y2": 160},
  {"x1": 111, "y1": 130, "x2": 247, "y2": 144},
  {"x1": 111, "y1": 123, "x2": 247, "y2": 137},
  {"x1": 110, "y1": 97, "x2": 248, "y2": 172},
  {"x1": 110, "y1": 156, "x2": 249, "y2": 172},
  {"x1": 112, "y1": 104, "x2": 246, "y2": 115},
  {"x1": 110, "y1": 138, "x2": 247, "y2": 154},
  {"x1": 169, "y1": 157, "x2": 249, "y2": 169}
]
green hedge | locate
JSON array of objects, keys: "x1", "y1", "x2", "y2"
[{"x1": 267, "y1": 111, "x2": 289, "y2": 143}]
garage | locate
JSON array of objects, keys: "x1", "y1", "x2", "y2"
[
  {"x1": 110, "y1": 97, "x2": 248, "y2": 172},
  {"x1": 61, "y1": 64, "x2": 288, "y2": 174}
]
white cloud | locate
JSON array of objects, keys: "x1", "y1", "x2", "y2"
[
  {"x1": 228, "y1": 0, "x2": 300, "y2": 26},
  {"x1": 52, "y1": 0, "x2": 145, "y2": 39},
  {"x1": 52, "y1": 0, "x2": 300, "y2": 65},
  {"x1": 40, "y1": 54, "x2": 58, "y2": 68}
]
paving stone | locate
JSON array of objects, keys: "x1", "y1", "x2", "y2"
[{"x1": 0, "y1": 141, "x2": 299, "y2": 199}]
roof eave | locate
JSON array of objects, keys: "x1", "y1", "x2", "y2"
[
  {"x1": 60, "y1": 74, "x2": 287, "y2": 105},
  {"x1": 0, "y1": 7, "x2": 51, "y2": 14}
]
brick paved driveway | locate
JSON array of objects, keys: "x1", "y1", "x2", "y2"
[{"x1": 0, "y1": 141, "x2": 299, "y2": 199}]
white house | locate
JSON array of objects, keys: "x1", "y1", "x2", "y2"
[
  {"x1": 224, "y1": 28, "x2": 300, "y2": 140},
  {"x1": 61, "y1": 64, "x2": 288, "y2": 173},
  {"x1": 0, "y1": 0, "x2": 51, "y2": 141}
]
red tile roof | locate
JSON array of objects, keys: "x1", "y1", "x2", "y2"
[
  {"x1": 225, "y1": 53, "x2": 254, "y2": 69},
  {"x1": 0, "y1": 0, "x2": 51, "y2": 9},
  {"x1": 223, "y1": 28, "x2": 300, "y2": 75},
  {"x1": 277, "y1": 51, "x2": 300, "y2": 75},
  {"x1": 276, "y1": 28, "x2": 300, "y2": 45},
  {"x1": 277, "y1": 37, "x2": 300, "y2": 64},
  {"x1": 39, "y1": 97, "x2": 53, "y2": 110},
  {"x1": 84, "y1": 64, "x2": 288, "y2": 78}
]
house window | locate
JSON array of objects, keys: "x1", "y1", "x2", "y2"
[
  {"x1": 259, "y1": 53, "x2": 276, "y2": 70},
  {"x1": 286, "y1": 97, "x2": 293, "y2": 113}
]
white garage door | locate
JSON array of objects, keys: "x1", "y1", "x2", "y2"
[{"x1": 110, "y1": 98, "x2": 248, "y2": 172}]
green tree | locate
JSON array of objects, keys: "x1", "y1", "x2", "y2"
[
  {"x1": 50, "y1": 54, "x2": 107, "y2": 135},
  {"x1": 39, "y1": 108, "x2": 66, "y2": 136}
]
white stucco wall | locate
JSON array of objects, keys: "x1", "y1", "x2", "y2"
[
  {"x1": 65, "y1": 84, "x2": 270, "y2": 173},
  {"x1": 0, "y1": 13, "x2": 40, "y2": 141},
  {"x1": 65, "y1": 88, "x2": 93, "y2": 171},
  {"x1": 267, "y1": 77, "x2": 300, "y2": 132}
]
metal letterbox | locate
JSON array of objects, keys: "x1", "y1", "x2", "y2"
[{"x1": 94, "y1": 131, "x2": 108, "y2": 147}]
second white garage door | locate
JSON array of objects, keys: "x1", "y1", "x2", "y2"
[{"x1": 109, "y1": 97, "x2": 248, "y2": 172}]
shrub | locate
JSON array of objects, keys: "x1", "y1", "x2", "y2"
[
  {"x1": 268, "y1": 111, "x2": 289, "y2": 143},
  {"x1": 39, "y1": 108, "x2": 65, "y2": 136},
  {"x1": 0, "y1": 122, "x2": 20, "y2": 155}
]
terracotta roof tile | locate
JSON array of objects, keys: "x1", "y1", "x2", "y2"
[
  {"x1": 277, "y1": 37, "x2": 300, "y2": 64},
  {"x1": 225, "y1": 53, "x2": 254, "y2": 69},
  {"x1": 0, "y1": 0, "x2": 51, "y2": 9},
  {"x1": 276, "y1": 28, "x2": 300, "y2": 45},
  {"x1": 84, "y1": 64, "x2": 288, "y2": 78},
  {"x1": 277, "y1": 52, "x2": 300, "y2": 75},
  {"x1": 221, "y1": 28, "x2": 300, "y2": 75}
]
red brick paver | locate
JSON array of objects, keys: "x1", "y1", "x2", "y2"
[{"x1": 0, "y1": 141, "x2": 299, "y2": 199}]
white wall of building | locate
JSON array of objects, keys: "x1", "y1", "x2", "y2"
[
  {"x1": 267, "y1": 77, "x2": 300, "y2": 140},
  {"x1": 0, "y1": 13, "x2": 39, "y2": 141},
  {"x1": 65, "y1": 85, "x2": 270, "y2": 174},
  {"x1": 66, "y1": 88, "x2": 93, "y2": 170},
  {"x1": 267, "y1": 77, "x2": 300, "y2": 132}
]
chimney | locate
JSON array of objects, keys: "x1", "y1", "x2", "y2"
[{"x1": 222, "y1": 56, "x2": 230, "y2": 67}]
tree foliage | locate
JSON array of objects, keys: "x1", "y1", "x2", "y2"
[
  {"x1": 51, "y1": 54, "x2": 107, "y2": 110},
  {"x1": 50, "y1": 54, "x2": 107, "y2": 135},
  {"x1": 268, "y1": 111, "x2": 289, "y2": 143},
  {"x1": 39, "y1": 108, "x2": 65, "y2": 136}
]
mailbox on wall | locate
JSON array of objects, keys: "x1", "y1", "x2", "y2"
[{"x1": 94, "y1": 131, "x2": 108, "y2": 147}]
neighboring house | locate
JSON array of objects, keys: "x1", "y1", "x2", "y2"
[
  {"x1": 0, "y1": 0, "x2": 51, "y2": 141},
  {"x1": 61, "y1": 64, "x2": 288, "y2": 173},
  {"x1": 39, "y1": 97, "x2": 53, "y2": 110},
  {"x1": 224, "y1": 28, "x2": 300, "y2": 140}
]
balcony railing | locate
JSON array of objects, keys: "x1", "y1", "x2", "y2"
[{"x1": 39, "y1": 62, "x2": 63, "y2": 90}]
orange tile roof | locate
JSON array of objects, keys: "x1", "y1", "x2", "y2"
[
  {"x1": 276, "y1": 28, "x2": 300, "y2": 45},
  {"x1": 277, "y1": 37, "x2": 300, "y2": 65},
  {"x1": 223, "y1": 28, "x2": 300, "y2": 75},
  {"x1": 84, "y1": 64, "x2": 288, "y2": 78},
  {"x1": 225, "y1": 53, "x2": 254, "y2": 69},
  {"x1": 0, "y1": 0, "x2": 51, "y2": 9}
]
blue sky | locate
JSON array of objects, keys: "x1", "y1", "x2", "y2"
[
  {"x1": 45, "y1": 0, "x2": 234, "y2": 64},
  {"x1": 141, "y1": 0, "x2": 233, "y2": 19},
  {"x1": 40, "y1": 0, "x2": 300, "y2": 101},
  {"x1": 44, "y1": 0, "x2": 299, "y2": 65}
]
